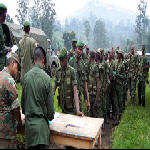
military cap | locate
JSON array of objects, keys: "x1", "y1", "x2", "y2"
[
  {"x1": 76, "y1": 41, "x2": 84, "y2": 48},
  {"x1": 0, "y1": 3, "x2": 7, "y2": 9},
  {"x1": 58, "y1": 47, "x2": 67, "y2": 60},
  {"x1": 23, "y1": 21, "x2": 30, "y2": 27},
  {"x1": 7, "y1": 52, "x2": 20, "y2": 65},
  {"x1": 97, "y1": 48, "x2": 104, "y2": 54},
  {"x1": 72, "y1": 39, "x2": 77, "y2": 42}
]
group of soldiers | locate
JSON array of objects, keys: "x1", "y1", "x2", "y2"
[
  {"x1": 0, "y1": 2, "x2": 150, "y2": 149},
  {"x1": 55, "y1": 38, "x2": 150, "y2": 126}
]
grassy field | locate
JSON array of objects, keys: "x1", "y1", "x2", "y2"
[{"x1": 112, "y1": 75, "x2": 150, "y2": 149}]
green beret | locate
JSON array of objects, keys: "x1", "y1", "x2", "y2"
[
  {"x1": 76, "y1": 41, "x2": 84, "y2": 48},
  {"x1": 23, "y1": 21, "x2": 30, "y2": 27},
  {"x1": 0, "y1": 3, "x2": 7, "y2": 9},
  {"x1": 58, "y1": 48, "x2": 67, "y2": 60},
  {"x1": 72, "y1": 39, "x2": 77, "y2": 42},
  {"x1": 7, "y1": 52, "x2": 20, "y2": 65}
]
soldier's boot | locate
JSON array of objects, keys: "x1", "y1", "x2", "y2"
[
  {"x1": 138, "y1": 93, "x2": 142, "y2": 105},
  {"x1": 142, "y1": 96, "x2": 145, "y2": 107}
]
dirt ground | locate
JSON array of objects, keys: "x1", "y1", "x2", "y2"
[{"x1": 49, "y1": 117, "x2": 117, "y2": 149}]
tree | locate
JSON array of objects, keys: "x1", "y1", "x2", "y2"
[
  {"x1": 40, "y1": 0, "x2": 56, "y2": 40},
  {"x1": 135, "y1": 0, "x2": 149, "y2": 45},
  {"x1": 93, "y1": 19, "x2": 108, "y2": 49},
  {"x1": 16, "y1": 0, "x2": 29, "y2": 25},
  {"x1": 83, "y1": 20, "x2": 91, "y2": 44},
  {"x1": 6, "y1": 14, "x2": 14, "y2": 23}
]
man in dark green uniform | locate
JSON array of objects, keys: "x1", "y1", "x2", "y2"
[
  {"x1": 68, "y1": 39, "x2": 77, "y2": 59},
  {"x1": 53, "y1": 48, "x2": 83, "y2": 116},
  {"x1": 0, "y1": 4, "x2": 10, "y2": 71},
  {"x1": 69, "y1": 41, "x2": 90, "y2": 113},
  {"x1": 21, "y1": 46, "x2": 54, "y2": 149},
  {"x1": 138, "y1": 45, "x2": 149, "y2": 107}
]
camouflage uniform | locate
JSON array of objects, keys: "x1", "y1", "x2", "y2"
[
  {"x1": 138, "y1": 54, "x2": 149, "y2": 107},
  {"x1": 69, "y1": 54, "x2": 87, "y2": 112},
  {"x1": 0, "y1": 24, "x2": 6, "y2": 71},
  {"x1": 128, "y1": 53, "x2": 139, "y2": 104},
  {"x1": 18, "y1": 33, "x2": 37, "y2": 84},
  {"x1": 88, "y1": 61, "x2": 99, "y2": 117},
  {"x1": 0, "y1": 67, "x2": 20, "y2": 149},
  {"x1": 55, "y1": 65, "x2": 78, "y2": 114}
]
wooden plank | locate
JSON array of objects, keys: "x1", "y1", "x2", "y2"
[
  {"x1": 98, "y1": 129, "x2": 101, "y2": 149},
  {"x1": 50, "y1": 133, "x2": 95, "y2": 149}
]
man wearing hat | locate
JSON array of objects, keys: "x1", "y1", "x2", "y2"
[
  {"x1": 0, "y1": 53, "x2": 23, "y2": 149},
  {"x1": 69, "y1": 41, "x2": 90, "y2": 113},
  {"x1": 18, "y1": 21, "x2": 37, "y2": 84},
  {"x1": 53, "y1": 48, "x2": 83, "y2": 116},
  {"x1": 114, "y1": 50, "x2": 126, "y2": 124},
  {"x1": 0, "y1": 3, "x2": 12, "y2": 71}
]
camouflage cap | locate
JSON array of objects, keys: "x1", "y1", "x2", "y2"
[
  {"x1": 76, "y1": 41, "x2": 84, "y2": 48},
  {"x1": 117, "y1": 50, "x2": 124, "y2": 55},
  {"x1": 23, "y1": 21, "x2": 30, "y2": 27},
  {"x1": 0, "y1": 3, "x2": 7, "y2": 9},
  {"x1": 58, "y1": 47, "x2": 67, "y2": 60},
  {"x1": 7, "y1": 52, "x2": 20, "y2": 65},
  {"x1": 97, "y1": 48, "x2": 104, "y2": 54},
  {"x1": 72, "y1": 39, "x2": 77, "y2": 43}
]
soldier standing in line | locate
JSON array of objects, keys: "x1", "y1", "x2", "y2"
[
  {"x1": 0, "y1": 53, "x2": 23, "y2": 149},
  {"x1": 87, "y1": 50, "x2": 100, "y2": 117},
  {"x1": 69, "y1": 41, "x2": 90, "y2": 113},
  {"x1": 128, "y1": 45, "x2": 139, "y2": 105},
  {"x1": 53, "y1": 48, "x2": 83, "y2": 116},
  {"x1": 115, "y1": 50, "x2": 126, "y2": 123},
  {"x1": 18, "y1": 21, "x2": 37, "y2": 84},
  {"x1": 138, "y1": 45, "x2": 149, "y2": 107}
]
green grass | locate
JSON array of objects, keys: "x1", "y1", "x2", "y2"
[{"x1": 112, "y1": 75, "x2": 150, "y2": 149}]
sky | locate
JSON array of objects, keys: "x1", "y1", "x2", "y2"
[{"x1": 1, "y1": 0, "x2": 150, "y2": 24}]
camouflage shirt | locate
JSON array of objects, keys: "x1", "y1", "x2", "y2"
[{"x1": 0, "y1": 67, "x2": 20, "y2": 140}]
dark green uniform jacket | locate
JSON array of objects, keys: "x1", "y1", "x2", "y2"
[{"x1": 21, "y1": 64, "x2": 54, "y2": 147}]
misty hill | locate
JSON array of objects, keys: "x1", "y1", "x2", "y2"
[{"x1": 71, "y1": 0, "x2": 136, "y2": 25}]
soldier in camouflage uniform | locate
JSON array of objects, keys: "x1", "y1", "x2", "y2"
[
  {"x1": 138, "y1": 45, "x2": 149, "y2": 107},
  {"x1": 128, "y1": 45, "x2": 139, "y2": 105},
  {"x1": 53, "y1": 48, "x2": 83, "y2": 116},
  {"x1": 0, "y1": 53, "x2": 23, "y2": 149},
  {"x1": 96, "y1": 48, "x2": 108, "y2": 121},
  {"x1": 68, "y1": 39, "x2": 77, "y2": 59},
  {"x1": 18, "y1": 21, "x2": 37, "y2": 84},
  {"x1": 69, "y1": 41, "x2": 90, "y2": 113},
  {"x1": 87, "y1": 50, "x2": 100, "y2": 117},
  {"x1": 115, "y1": 50, "x2": 126, "y2": 122}
]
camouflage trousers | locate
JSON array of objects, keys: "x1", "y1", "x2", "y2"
[
  {"x1": 88, "y1": 95, "x2": 96, "y2": 117},
  {"x1": 129, "y1": 73, "x2": 137, "y2": 103},
  {"x1": 115, "y1": 84, "x2": 123, "y2": 115},
  {"x1": 0, "y1": 55, "x2": 5, "y2": 71},
  {"x1": 0, "y1": 138, "x2": 17, "y2": 149},
  {"x1": 123, "y1": 82, "x2": 128, "y2": 109},
  {"x1": 93, "y1": 95, "x2": 103, "y2": 118},
  {"x1": 138, "y1": 77, "x2": 146, "y2": 106}
]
